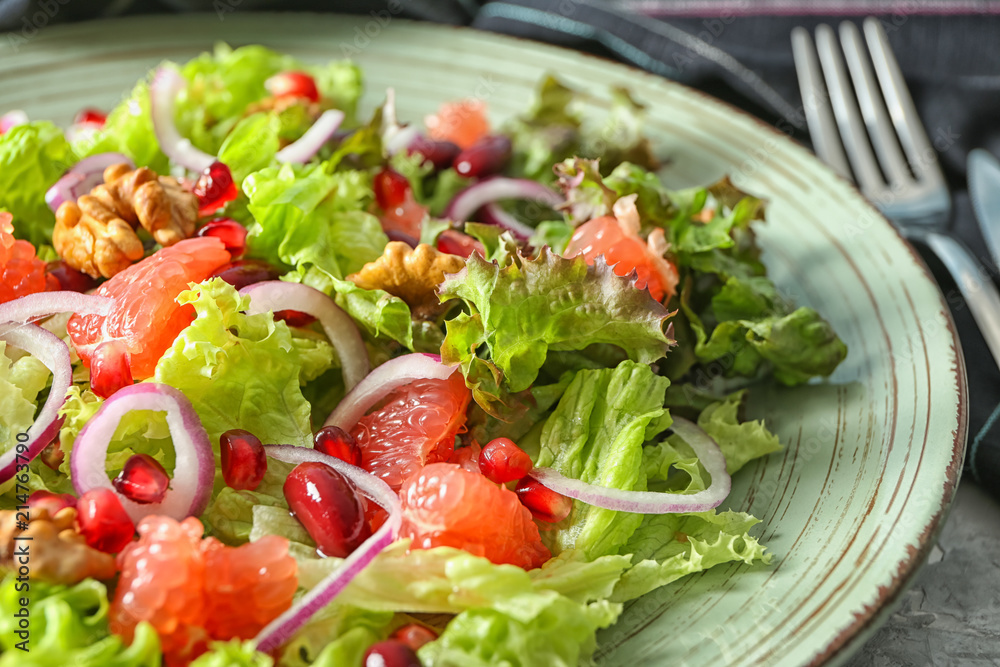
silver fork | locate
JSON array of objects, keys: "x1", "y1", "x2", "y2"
[{"x1": 791, "y1": 17, "x2": 1000, "y2": 368}]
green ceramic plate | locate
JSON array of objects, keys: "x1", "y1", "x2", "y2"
[{"x1": 0, "y1": 14, "x2": 966, "y2": 667}]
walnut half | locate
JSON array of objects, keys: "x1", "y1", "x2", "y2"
[
  {"x1": 0, "y1": 507, "x2": 116, "y2": 585},
  {"x1": 348, "y1": 242, "x2": 465, "y2": 320},
  {"x1": 53, "y1": 163, "x2": 199, "y2": 278}
]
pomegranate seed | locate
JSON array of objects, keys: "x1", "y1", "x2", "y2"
[
  {"x1": 436, "y1": 230, "x2": 484, "y2": 258},
  {"x1": 453, "y1": 135, "x2": 512, "y2": 178},
  {"x1": 73, "y1": 108, "x2": 107, "y2": 127},
  {"x1": 363, "y1": 640, "x2": 422, "y2": 667},
  {"x1": 192, "y1": 161, "x2": 238, "y2": 217},
  {"x1": 274, "y1": 309, "x2": 316, "y2": 328},
  {"x1": 385, "y1": 229, "x2": 419, "y2": 248},
  {"x1": 284, "y1": 461, "x2": 371, "y2": 558},
  {"x1": 220, "y1": 429, "x2": 268, "y2": 491},
  {"x1": 196, "y1": 218, "x2": 247, "y2": 257},
  {"x1": 265, "y1": 71, "x2": 320, "y2": 103},
  {"x1": 390, "y1": 624, "x2": 438, "y2": 651},
  {"x1": 27, "y1": 490, "x2": 77, "y2": 516},
  {"x1": 515, "y1": 476, "x2": 572, "y2": 523},
  {"x1": 46, "y1": 260, "x2": 99, "y2": 293},
  {"x1": 210, "y1": 259, "x2": 281, "y2": 291},
  {"x1": 313, "y1": 425, "x2": 362, "y2": 467},
  {"x1": 479, "y1": 437, "x2": 533, "y2": 484},
  {"x1": 39, "y1": 438, "x2": 64, "y2": 470},
  {"x1": 76, "y1": 488, "x2": 135, "y2": 553},
  {"x1": 408, "y1": 136, "x2": 461, "y2": 171},
  {"x1": 374, "y1": 168, "x2": 412, "y2": 210},
  {"x1": 90, "y1": 339, "x2": 133, "y2": 399},
  {"x1": 112, "y1": 453, "x2": 170, "y2": 504}
]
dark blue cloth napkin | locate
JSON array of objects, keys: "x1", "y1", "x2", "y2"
[{"x1": 2, "y1": 0, "x2": 997, "y2": 499}]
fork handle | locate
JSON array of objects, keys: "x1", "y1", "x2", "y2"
[{"x1": 922, "y1": 231, "x2": 1000, "y2": 370}]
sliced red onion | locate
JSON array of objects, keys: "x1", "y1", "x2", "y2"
[
  {"x1": 481, "y1": 202, "x2": 537, "y2": 241},
  {"x1": 379, "y1": 87, "x2": 418, "y2": 157},
  {"x1": 69, "y1": 383, "x2": 214, "y2": 523},
  {"x1": 444, "y1": 178, "x2": 563, "y2": 233},
  {"x1": 275, "y1": 109, "x2": 345, "y2": 164},
  {"x1": 255, "y1": 444, "x2": 400, "y2": 654},
  {"x1": 45, "y1": 153, "x2": 135, "y2": 213},
  {"x1": 0, "y1": 291, "x2": 112, "y2": 326},
  {"x1": 150, "y1": 66, "x2": 217, "y2": 173},
  {"x1": 0, "y1": 325, "x2": 71, "y2": 483},
  {"x1": 0, "y1": 110, "x2": 28, "y2": 134},
  {"x1": 324, "y1": 353, "x2": 455, "y2": 431},
  {"x1": 385, "y1": 124, "x2": 419, "y2": 157},
  {"x1": 239, "y1": 281, "x2": 369, "y2": 391},
  {"x1": 531, "y1": 418, "x2": 732, "y2": 513}
]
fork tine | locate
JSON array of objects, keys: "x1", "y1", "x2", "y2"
[
  {"x1": 838, "y1": 21, "x2": 912, "y2": 187},
  {"x1": 813, "y1": 24, "x2": 885, "y2": 194},
  {"x1": 791, "y1": 27, "x2": 852, "y2": 180},
  {"x1": 862, "y1": 17, "x2": 944, "y2": 186}
]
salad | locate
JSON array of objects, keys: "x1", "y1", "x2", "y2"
[{"x1": 0, "y1": 44, "x2": 848, "y2": 667}]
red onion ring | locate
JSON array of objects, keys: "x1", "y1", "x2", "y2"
[
  {"x1": 275, "y1": 109, "x2": 345, "y2": 164},
  {"x1": 255, "y1": 444, "x2": 401, "y2": 654},
  {"x1": 324, "y1": 353, "x2": 455, "y2": 431},
  {"x1": 0, "y1": 325, "x2": 71, "y2": 483},
  {"x1": 531, "y1": 418, "x2": 732, "y2": 513},
  {"x1": 0, "y1": 291, "x2": 112, "y2": 325},
  {"x1": 45, "y1": 153, "x2": 135, "y2": 213},
  {"x1": 69, "y1": 383, "x2": 214, "y2": 523},
  {"x1": 239, "y1": 281, "x2": 369, "y2": 391},
  {"x1": 444, "y1": 178, "x2": 563, "y2": 228},
  {"x1": 480, "y1": 202, "x2": 537, "y2": 241},
  {"x1": 150, "y1": 66, "x2": 217, "y2": 173}
]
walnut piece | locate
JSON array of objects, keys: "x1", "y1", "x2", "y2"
[
  {"x1": 348, "y1": 242, "x2": 465, "y2": 320},
  {"x1": 0, "y1": 507, "x2": 116, "y2": 585},
  {"x1": 53, "y1": 163, "x2": 199, "y2": 278}
]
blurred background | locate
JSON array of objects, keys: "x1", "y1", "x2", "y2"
[{"x1": 2, "y1": 0, "x2": 999, "y2": 663}]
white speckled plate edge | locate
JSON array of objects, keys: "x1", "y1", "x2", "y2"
[{"x1": 0, "y1": 14, "x2": 967, "y2": 667}]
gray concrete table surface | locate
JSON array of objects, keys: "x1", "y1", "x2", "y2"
[{"x1": 846, "y1": 482, "x2": 1000, "y2": 667}]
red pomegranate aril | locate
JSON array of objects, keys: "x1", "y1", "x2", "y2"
[
  {"x1": 27, "y1": 490, "x2": 77, "y2": 516},
  {"x1": 265, "y1": 71, "x2": 320, "y2": 103},
  {"x1": 453, "y1": 135, "x2": 512, "y2": 178},
  {"x1": 73, "y1": 108, "x2": 107, "y2": 127},
  {"x1": 210, "y1": 259, "x2": 281, "y2": 291},
  {"x1": 274, "y1": 309, "x2": 316, "y2": 328},
  {"x1": 363, "y1": 640, "x2": 422, "y2": 667},
  {"x1": 408, "y1": 136, "x2": 461, "y2": 171},
  {"x1": 284, "y1": 461, "x2": 371, "y2": 558},
  {"x1": 197, "y1": 218, "x2": 248, "y2": 257},
  {"x1": 479, "y1": 437, "x2": 533, "y2": 484},
  {"x1": 220, "y1": 429, "x2": 268, "y2": 491},
  {"x1": 76, "y1": 488, "x2": 136, "y2": 553},
  {"x1": 313, "y1": 425, "x2": 362, "y2": 467},
  {"x1": 515, "y1": 476, "x2": 572, "y2": 523},
  {"x1": 436, "y1": 230, "x2": 483, "y2": 258},
  {"x1": 46, "y1": 260, "x2": 99, "y2": 293},
  {"x1": 374, "y1": 168, "x2": 412, "y2": 210},
  {"x1": 192, "y1": 161, "x2": 238, "y2": 217},
  {"x1": 89, "y1": 339, "x2": 134, "y2": 399},
  {"x1": 390, "y1": 624, "x2": 438, "y2": 652},
  {"x1": 112, "y1": 453, "x2": 170, "y2": 504},
  {"x1": 39, "y1": 438, "x2": 64, "y2": 470}
]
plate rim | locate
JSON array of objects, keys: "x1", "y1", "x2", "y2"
[{"x1": 0, "y1": 12, "x2": 970, "y2": 665}]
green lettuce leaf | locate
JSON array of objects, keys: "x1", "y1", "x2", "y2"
[
  {"x1": 0, "y1": 341, "x2": 49, "y2": 454},
  {"x1": 217, "y1": 113, "x2": 281, "y2": 184},
  {"x1": 245, "y1": 162, "x2": 387, "y2": 281},
  {"x1": 535, "y1": 361, "x2": 671, "y2": 559},
  {"x1": 390, "y1": 151, "x2": 471, "y2": 217},
  {"x1": 202, "y1": 458, "x2": 297, "y2": 546},
  {"x1": 190, "y1": 641, "x2": 272, "y2": 667},
  {"x1": 0, "y1": 121, "x2": 75, "y2": 246},
  {"x1": 154, "y1": 278, "x2": 333, "y2": 450},
  {"x1": 418, "y1": 595, "x2": 621, "y2": 667},
  {"x1": 439, "y1": 249, "x2": 673, "y2": 415},
  {"x1": 0, "y1": 576, "x2": 160, "y2": 666},
  {"x1": 75, "y1": 80, "x2": 167, "y2": 173},
  {"x1": 697, "y1": 390, "x2": 782, "y2": 474},
  {"x1": 280, "y1": 605, "x2": 394, "y2": 667}
]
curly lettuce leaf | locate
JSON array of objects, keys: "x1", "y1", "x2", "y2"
[
  {"x1": 154, "y1": 278, "x2": 333, "y2": 449},
  {"x1": 0, "y1": 341, "x2": 49, "y2": 452},
  {"x1": 0, "y1": 575, "x2": 160, "y2": 666},
  {"x1": 76, "y1": 80, "x2": 167, "y2": 172},
  {"x1": 536, "y1": 361, "x2": 672, "y2": 559},
  {"x1": 190, "y1": 641, "x2": 273, "y2": 667},
  {"x1": 390, "y1": 151, "x2": 471, "y2": 217},
  {"x1": 697, "y1": 389, "x2": 782, "y2": 474},
  {"x1": 202, "y1": 457, "x2": 298, "y2": 546},
  {"x1": 439, "y1": 250, "x2": 673, "y2": 415},
  {"x1": 0, "y1": 121, "x2": 75, "y2": 246},
  {"x1": 217, "y1": 113, "x2": 281, "y2": 184},
  {"x1": 245, "y1": 162, "x2": 387, "y2": 281}
]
